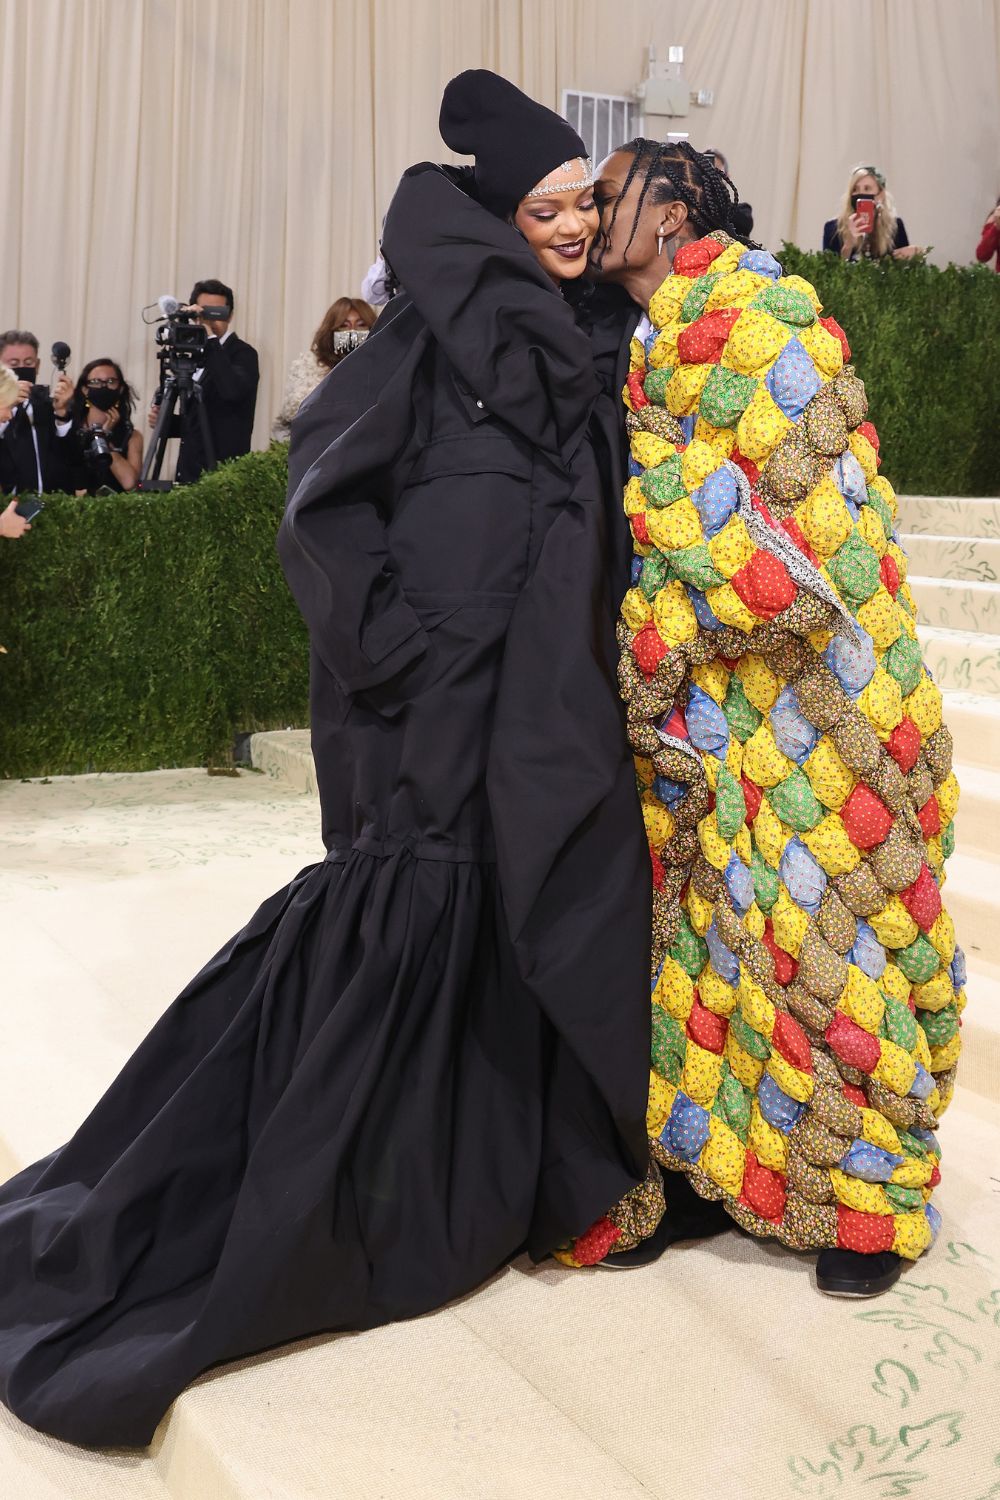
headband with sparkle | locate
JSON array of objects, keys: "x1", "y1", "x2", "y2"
[{"x1": 524, "y1": 157, "x2": 595, "y2": 199}]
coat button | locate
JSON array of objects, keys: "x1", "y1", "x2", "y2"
[{"x1": 475, "y1": 399, "x2": 484, "y2": 408}]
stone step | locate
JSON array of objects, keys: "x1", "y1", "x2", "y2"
[
  {"x1": 951, "y1": 761, "x2": 1000, "y2": 858},
  {"x1": 897, "y1": 494, "x2": 1000, "y2": 538},
  {"x1": 910, "y1": 575, "x2": 1000, "y2": 633},
  {"x1": 918, "y1": 623, "x2": 1000, "y2": 696},
  {"x1": 942, "y1": 847, "x2": 1000, "y2": 973},
  {"x1": 249, "y1": 728, "x2": 315, "y2": 795},
  {"x1": 935, "y1": 690, "x2": 1000, "y2": 768},
  {"x1": 901, "y1": 533, "x2": 1000, "y2": 584}
]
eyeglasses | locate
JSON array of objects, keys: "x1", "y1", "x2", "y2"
[{"x1": 86, "y1": 378, "x2": 121, "y2": 388}]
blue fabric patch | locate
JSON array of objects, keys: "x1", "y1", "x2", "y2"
[
  {"x1": 678, "y1": 414, "x2": 697, "y2": 444},
  {"x1": 909, "y1": 1126, "x2": 938, "y2": 1151},
  {"x1": 824, "y1": 625, "x2": 877, "y2": 696},
  {"x1": 645, "y1": 327, "x2": 661, "y2": 357},
  {"x1": 764, "y1": 336, "x2": 822, "y2": 422},
  {"x1": 628, "y1": 456, "x2": 644, "y2": 479},
  {"x1": 779, "y1": 835, "x2": 827, "y2": 914},
  {"x1": 691, "y1": 465, "x2": 739, "y2": 538},
  {"x1": 850, "y1": 920, "x2": 887, "y2": 980},
  {"x1": 909, "y1": 1063, "x2": 936, "y2": 1101},
  {"x1": 834, "y1": 451, "x2": 868, "y2": 510},
  {"x1": 951, "y1": 946, "x2": 967, "y2": 989},
  {"x1": 706, "y1": 920, "x2": 741, "y2": 986},
  {"x1": 839, "y1": 1139, "x2": 905, "y2": 1183},
  {"x1": 770, "y1": 684, "x2": 819, "y2": 764},
  {"x1": 724, "y1": 853, "x2": 755, "y2": 916},
  {"x1": 738, "y1": 248, "x2": 783, "y2": 280},
  {"x1": 650, "y1": 960, "x2": 664, "y2": 997},
  {"x1": 686, "y1": 684, "x2": 730, "y2": 759},
  {"x1": 661, "y1": 1092, "x2": 712, "y2": 1161},
  {"x1": 757, "y1": 1071, "x2": 805, "y2": 1132},
  {"x1": 925, "y1": 1202, "x2": 943, "y2": 1242},
  {"x1": 630, "y1": 555, "x2": 644, "y2": 586},
  {"x1": 653, "y1": 775, "x2": 686, "y2": 806},
  {"x1": 687, "y1": 585, "x2": 724, "y2": 631}
]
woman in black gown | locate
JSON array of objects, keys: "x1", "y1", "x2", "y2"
[{"x1": 0, "y1": 73, "x2": 654, "y2": 1449}]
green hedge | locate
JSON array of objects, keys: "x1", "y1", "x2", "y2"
[
  {"x1": 779, "y1": 246, "x2": 1000, "y2": 496},
  {"x1": 0, "y1": 446, "x2": 309, "y2": 778}
]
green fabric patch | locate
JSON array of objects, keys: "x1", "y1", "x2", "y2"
[
  {"x1": 895, "y1": 933, "x2": 941, "y2": 984},
  {"x1": 883, "y1": 633, "x2": 924, "y2": 696},
  {"x1": 643, "y1": 367, "x2": 673, "y2": 406},
  {"x1": 681, "y1": 272, "x2": 724, "y2": 323},
  {"x1": 651, "y1": 1006, "x2": 687, "y2": 1085},
  {"x1": 768, "y1": 768, "x2": 824, "y2": 832},
  {"x1": 639, "y1": 549, "x2": 671, "y2": 601},
  {"x1": 698, "y1": 364, "x2": 757, "y2": 429},
  {"x1": 919, "y1": 1004, "x2": 959, "y2": 1049},
  {"x1": 715, "y1": 765, "x2": 747, "y2": 842},
  {"x1": 667, "y1": 543, "x2": 726, "y2": 590},
  {"x1": 864, "y1": 488, "x2": 894, "y2": 542},
  {"x1": 750, "y1": 284, "x2": 818, "y2": 328},
  {"x1": 730, "y1": 1011, "x2": 772, "y2": 1061},
  {"x1": 640, "y1": 453, "x2": 688, "y2": 508},
  {"x1": 941, "y1": 820, "x2": 956, "y2": 860},
  {"x1": 826, "y1": 532, "x2": 882, "y2": 609},
  {"x1": 898, "y1": 1130, "x2": 931, "y2": 1159},
  {"x1": 721, "y1": 675, "x2": 762, "y2": 742},
  {"x1": 750, "y1": 847, "x2": 780, "y2": 912},
  {"x1": 885, "y1": 1183, "x2": 925, "y2": 1213},
  {"x1": 713, "y1": 1063, "x2": 752, "y2": 1141},
  {"x1": 670, "y1": 916, "x2": 709, "y2": 980},
  {"x1": 882, "y1": 994, "x2": 918, "y2": 1053}
]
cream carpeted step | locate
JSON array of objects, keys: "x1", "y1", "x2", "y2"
[
  {"x1": 901, "y1": 532, "x2": 1000, "y2": 582},
  {"x1": 248, "y1": 728, "x2": 316, "y2": 795},
  {"x1": 917, "y1": 623, "x2": 1000, "y2": 695},
  {"x1": 952, "y1": 760, "x2": 1000, "y2": 858},
  {"x1": 897, "y1": 494, "x2": 1000, "y2": 538},
  {"x1": 941, "y1": 848, "x2": 1000, "y2": 970},
  {"x1": 936, "y1": 689, "x2": 1000, "y2": 767},
  {"x1": 909, "y1": 575, "x2": 1000, "y2": 632}
]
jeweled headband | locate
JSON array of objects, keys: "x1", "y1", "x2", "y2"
[{"x1": 524, "y1": 157, "x2": 595, "y2": 198}]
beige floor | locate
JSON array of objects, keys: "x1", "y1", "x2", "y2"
[{"x1": 1, "y1": 770, "x2": 999, "y2": 1500}]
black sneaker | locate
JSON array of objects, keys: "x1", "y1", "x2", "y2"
[
  {"x1": 601, "y1": 1176, "x2": 732, "y2": 1268},
  {"x1": 816, "y1": 1249, "x2": 903, "y2": 1298}
]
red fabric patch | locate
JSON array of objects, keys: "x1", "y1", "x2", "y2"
[
  {"x1": 843, "y1": 1082, "x2": 868, "y2": 1108},
  {"x1": 826, "y1": 1011, "x2": 882, "y2": 1074},
  {"x1": 687, "y1": 995, "x2": 729, "y2": 1055},
  {"x1": 572, "y1": 1217, "x2": 623, "y2": 1265},
  {"x1": 917, "y1": 796, "x2": 942, "y2": 841},
  {"x1": 672, "y1": 237, "x2": 726, "y2": 278},
  {"x1": 663, "y1": 705, "x2": 688, "y2": 740},
  {"x1": 632, "y1": 621, "x2": 667, "y2": 678},
  {"x1": 771, "y1": 1010, "x2": 813, "y2": 1072},
  {"x1": 887, "y1": 717, "x2": 922, "y2": 775},
  {"x1": 820, "y1": 315, "x2": 851, "y2": 362},
  {"x1": 631, "y1": 512, "x2": 651, "y2": 545},
  {"x1": 741, "y1": 776, "x2": 763, "y2": 824},
  {"x1": 780, "y1": 516, "x2": 820, "y2": 567},
  {"x1": 730, "y1": 448, "x2": 760, "y2": 488},
  {"x1": 900, "y1": 863, "x2": 943, "y2": 933},
  {"x1": 837, "y1": 1205, "x2": 896, "y2": 1254},
  {"x1": 763, "y1": 920, "x2": 799, "y2": 987},
  {"x1": 731, "y1": 550, "x2": 797, "y2": 620},
  {"x1": 857, "y1": 420, "x2": 881, "y2": 462},
  {"x1": 650, "y1": 847, "x2": 665, "y2": 891},
  {"x1": 880, "y1": 553, "x2": 900, "y2": 597},
  {"x1": 840, "y1": 784, "x2": 895, "y2": 850},
  {"x1": 626, "y1": 369, "x2": 649, "y2": 410},
  {"x1": 676, "y1": 307, "x2": 742, "y2": 365},
  {"x1": 740, "y1": 1151, "x2": 787, "y2": 1223},
  {"x1": 929, "y1": 1164, "x2": 942, "y2": 1188}
]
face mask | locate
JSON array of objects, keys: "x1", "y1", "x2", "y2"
[
  {"x1": 87, "y1": 386, "x2": 120, "y2": 412},
  {"x1": 11, "y1": 365, "x2": 38, "y2": 385}
]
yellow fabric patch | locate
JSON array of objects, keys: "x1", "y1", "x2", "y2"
[
  {"x1": 711, "y1": 242, "x2": 746, "y2": 276},
  {"x1": 691, "y1": 659, "x2": 731, "y2": 705},
  {"x1": 881, "y1": 963, "x2": 911, "y2": 1006},
  {"x1": 771, "y1": 887, "x2": 809, "y2": 958},
  {"x1": 799, "y1": 477, "x2": 853, "y2": 561},
  {"x1": 649, "y1": 275, "x2": 690, "y2": 327},
  {"x1": 630, "y1": 431, "x2": 676, "y2": 470},
  {"x1": 872, "y1": 1039, "x2": 917, "y2": 1097},
  {"x1": 725, "y1": 1034, "x2": 766, "y2": 1090},
  {"x1": 651, "y1": 577, "x2": 699, "y2": 645},
  {"x1": 857, "y1": 669, "x2": 903, "y2": 739},
  {"x1": 666, "y1": 363, "x2": 712, "y2": 417},
  {"x1": 798, "y1": 320, "x2": 843, "y2": 378},
  {"x1": 801, "y1": 812, "x2": 861, "y2": 876},
  {"x1": 867, "y1": 474, "x2": 898, "y2": 520},
  {"x1": 893, "y1": 1211, "x2": 933, "y2": 1261},
  {"x1": 681, "y1": 1041, "x2": 724, "y2": 1108},
  {"x1": 744, "y1": 902, "x2": 766, "y2": 940},
  {"x1": 698, "y1": 814, "x2": 732, "y2": 872},
  {"x1": 735, "y1": 383, "x2": 794, "y2": 464},
  {"x1": 642, "y1": 793, "x2": 675, "y2": 851},
  {"x1": 804, "y1": 737, "x2": 855, "y2": 811},
  {"x1": 839, "y1": 966, "x2": 886, "y2": 1034},
  {"x1": 646, "y1": 497, "x2": 704, "y2": 554},
  {"x1": 860, "y1": 1109, "x2": 902, "y2": 1154},
  {"x1": 752, "y1": 796, "x2": 787, "y2": 868},
  {"x1": 830, "y1": 1170, "x2": 893, "y2": 1215},
  {"x1": 737, "y1": 654, "x2": 780, "y2": 713},
  {"x1": 856, "y1": 504, "x2": 888, "y2": 558},
  {"x1": 913, "y1": 1023, "x2": 933, "y2": 1073},
  {"x1": 781, "y1": 274, "x2": 823, "y2": 312},
  {"x1": 693, "y1": 417, "x2": 736, "y2": 464},
  {"x1": 688, "y1": 885, "x2": 714, "y2": 936},
  {"x1": 767, "y1": 1052, "x2": 815, "y2": 1103},
  {"x1": 647, "y1": 1072, "x2": 676, "y2": 1136},
  {"x1": 700, "y1": 1115, "x2": 746, "y2": 1195},
  {"x1": 928, "y1": 910, "x2": 956, "y2": 964},
  {"x1": 721, "y1": 307, "x2": 791, "y2": 376},
  {"x1": 727, "y1": 740, "x2": 746, "y2": 784},
  {"x1": 699, "y1": 965, "x2": 740, "y2": 1017},
  {"x1": 743, "y1": 722, "x2": 795, "y2": 788},
  {"x1": 647, "y1": 323, "x2": 682, "y2": 371},
  {"x1": 738, "y1": 978, "x2": 776, "y2": 1039},
  {"x1": 734, "y1": 821, "x2": 752, "y2": 863},
  {"x1": 929, "y1": 1034, "x2": 961, "y2": 1073},
  {"x1": 705, "y1": 581, "x2": 759, "y2": 633},
  {"x1": 868, "y1": 897, "x2": 920, "y2": 951},
  {"x1": 856, "y1": 587, "x2": 903, "y2": 651},
  {"x1": 680, "y1": 439, "x2": 724, "y2": 492},
  {"x1": 935, "y1": 770, "x2": 959, "y2": 823},
  {"x1": 653, "y1": 956, "x2": 695, "y2": 1021},
  {"x1": 623, "y1": 476, "x2": 646, "y2": 516},
  {"x1": 912, "y1": 970, "x2": 954, "y2": 1015},
  {"x1": 925, "y1": 835, "x2": 944, "y2": 874},
  {"x1": 621, "y1": 586, "x2": 653, "y2": 631},
  {"x1": 708, "y1": 515, "x2": 755, "y2": 578},
  {"x1": 849, "y1": 430, "x2": 879, "y2": 481},
  {"x1": 704, "y1": 268, "x2": 769, "y2": 313},
  {"x1": 889, "y1": 1155, "x2": 933, "y2": 1189},
  {"x1": 749, "y1": 1104, "x2": 789, "y2": 1171}
]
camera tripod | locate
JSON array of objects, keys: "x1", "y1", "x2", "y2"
[{"x1": 140, "y1": 362, "x2": 216, "y2": 490}]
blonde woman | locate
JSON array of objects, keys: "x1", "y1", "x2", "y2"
[
  {"x1": 823, "y1": 164, "x2": 922, "y2": 261},
  {"x1": 271, "y1": 296, "x2": 376, "y2": 440}
]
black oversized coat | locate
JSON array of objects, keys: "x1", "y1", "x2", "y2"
[{"x1": 0, "y1": 165, "x2": 650, "y2": 1451}]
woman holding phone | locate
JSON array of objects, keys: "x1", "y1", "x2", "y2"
[{"x1": 823, "y1": 164, "x2": 922, "y2": 261}]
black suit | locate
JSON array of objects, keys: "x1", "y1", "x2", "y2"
[
  {"x1": 172, "y1": 332, "x2": 259, "y2": 484},
  {"x1": 0, "y1": 390, "x2": 73, "y2": 494}
]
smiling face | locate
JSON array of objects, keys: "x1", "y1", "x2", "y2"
[{"x1": 513, "y1": 160, "x2": 599, "y2": 281}]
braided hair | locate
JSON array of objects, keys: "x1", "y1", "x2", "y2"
[{"x1": 597, "y1": 138, "x2": 759, "y2": 268}]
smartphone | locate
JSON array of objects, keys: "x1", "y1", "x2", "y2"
[
  {"x1": 14, "y1": 497, "x2": 44, "y2": 522},
  {"x1": 854, "y1": 195, "x2": 876, "y2": 235}
]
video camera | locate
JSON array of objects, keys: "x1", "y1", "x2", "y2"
[{"x1": 152, "y1": 297, "x2": 210, "y2": 379}]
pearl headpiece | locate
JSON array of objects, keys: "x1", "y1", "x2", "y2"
[{"x1": 524, "y1": 157, "x2": 595, "y2": 199}]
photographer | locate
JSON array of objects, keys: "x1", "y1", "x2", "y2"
[
  {"x1": 148, "y1": 280, "x2": 259, "y2": 484},
  {"x1": 67, "y1": 359, "x2": 143, "y2": 493},
  {"x1": 823, "y1": 164, "x2": 923, "y2": 261},
  {"x1": 0, "y1": 329, "x2": 75, "y2": 494},
  {"x1": 271, "y1": 297, "x2": 375, "y2": 441}
]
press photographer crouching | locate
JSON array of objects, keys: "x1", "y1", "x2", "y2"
[
  {"x1": 0, "y1": 329, "x2": 75, "y2": 495},
  {"x1": 68, "y1": 359, "x2": 144, "y2": 493},
  {"x1": 146, "y1": 280, "x2": 259, "y2": 487}
]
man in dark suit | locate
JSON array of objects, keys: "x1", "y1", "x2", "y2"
[
  {"x1": 148, "y1": 280, "x2": 259, "y2": 484},
  {"x1": 0, "y1": 329, "x2": 75, "y2": 494}
]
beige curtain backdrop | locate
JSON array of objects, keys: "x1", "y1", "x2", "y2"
[{"x1": 1, "y1": 0, "x2": 997, "y2": 456}]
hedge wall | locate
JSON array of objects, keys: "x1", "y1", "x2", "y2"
[
  {"x1": 2, "y1": 254, "x2": 997, "y2": 778},
  {"x1": 778, "y1": 246, "x2": 1000, "y2": 496},
  {"x1": 0, "y1": 447, "x2": 309, "y2": 778}
]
